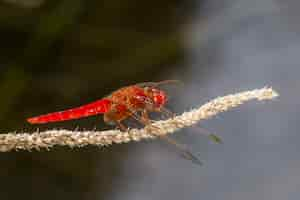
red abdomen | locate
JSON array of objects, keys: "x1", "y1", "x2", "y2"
[{"x1": 27, "y1": 99, "x2": 111, "y2": 124}]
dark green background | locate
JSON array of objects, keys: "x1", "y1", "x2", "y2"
[{"x1": 0, "y1": 1, "x2": 194, "y2": 199}]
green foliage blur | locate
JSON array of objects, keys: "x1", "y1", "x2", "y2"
[
  {"x1": 0, "y1": 1, "x2": 192, "y2": 199},
  {"x1": 0, "y1": 0, "x2": 190, "y2": 132}
]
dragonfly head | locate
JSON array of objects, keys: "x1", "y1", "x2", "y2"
[{"x1": 144, "y1": 87, "x2": 167, "y2": 108}]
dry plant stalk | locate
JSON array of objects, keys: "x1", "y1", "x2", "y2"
[{"x1": 0, "y1": 87, "x2": 278, "y2": 152}]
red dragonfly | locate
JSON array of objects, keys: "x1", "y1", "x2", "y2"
[{"x1": 27, "y1": 80, "x2": 203, "y2": 164}]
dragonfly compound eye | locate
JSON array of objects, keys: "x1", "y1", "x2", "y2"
[{"x1": 153, "y1": 91, "x2": 167, "y2": 107}]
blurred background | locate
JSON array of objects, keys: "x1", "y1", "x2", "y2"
[{"x1": 0, "y1": 0, "x2": 300, "y2": 199}]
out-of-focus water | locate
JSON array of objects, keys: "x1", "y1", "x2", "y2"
[{"x1": 103, "y1": 1, "x2": 300, "y2": 200}]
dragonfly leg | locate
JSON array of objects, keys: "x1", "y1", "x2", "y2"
[
  {"x1": 141, "y1": 109, "x2": 152, "y2": 123},
  {"x1": 157, "y1": 106, "x2": 176, "y2": 119},
  {"x1": 116, "y1": 121, "x2": 128, "y2": 132}
]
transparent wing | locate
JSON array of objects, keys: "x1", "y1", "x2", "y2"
[{"x1": 135, "y1": 80, "x2": 183, "y2": 88}]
